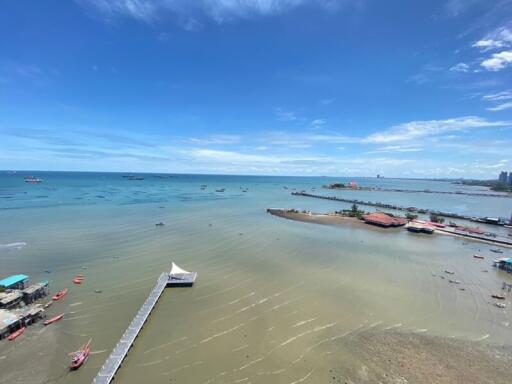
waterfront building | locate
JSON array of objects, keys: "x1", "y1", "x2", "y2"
[
  {"x1": 499, "y1": 171, "x2": 508, "y2": 183},
  {"x1": 0, "y1": 274, "x2": 29, "y2": 290},
  {"x1": 362, "y1": 212, "x2": 407, "y2": 227},
  {"x1": 508, "y1": 173, "x2": 512, "y2": 186}
]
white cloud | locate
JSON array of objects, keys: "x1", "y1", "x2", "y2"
[
  {"x1": 481, "y1": 50, "x2": 512, "y2": 71},
  {"x1": 275, "y1": 107, "x2": 297, "y2": 121},
  {"x1": 473, "y1": 27, "x2": 512, "y2": 52},
  {"x1": 482, "y1": 90, "x2": 512, "y2": 101},
  {"x1": 184, "y1": 134, "x2": 240, "y2": 145},
  {"x1": 368, "y1": 145, "x2": 423, "y2": 153},
  {"x1": 77, "y1": 0, "x2": 342, "y2": 25},
  {"x1": 487, "y1": 101, "x2": 512, "y2": 111},
  {"x1": 310, "y1": 118, "x2": 326, "y2": 128},
  {"x1": 449, "y1": 62, "x2": 469, "y2": 72},
  {"x1": 363, "y1": 116, "x2": 510, "y2": 143}
]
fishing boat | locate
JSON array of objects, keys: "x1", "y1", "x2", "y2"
[
  {"x1": 8, "y1": 327, "x2": 25, "y2": 341},
  {"x1": 473, "y1": 254, "x2": 485, "y2": 259},
  {"x1": 52, "y1": 288, "x2": 68, "y2": 301},
  {"x1": 44, "y1": 313, "x2": 64, "y2": 325},
  {"x1": 69, "y1": 339, "x2": 91, "y2": 370},
  {"x1": 24, "y1": 176, "x2": 43, "y2": 183},
  {"x1": 491, "y1": 294, "x2": 506, "y2": 300}
]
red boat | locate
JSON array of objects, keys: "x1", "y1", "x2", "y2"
[
  {"x1": 44, "y1": 313, "x2": 64, "y2": 326},
  {"x1": 473, "y1": 254, "x2": 485, "y2": 259},
  {"x1": 72, "y1": 278, "x2": 83, "y2": 284},
  {"x1": 8, "y1": 327, "x2": 26, "y2": 341},
  {"x1": 69, "y1": 339, "x2": 91, "y2": 370},
  {"x1": 52, "y1": 288, "x2": 68, "y2": 301}
]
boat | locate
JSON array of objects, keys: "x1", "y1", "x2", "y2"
[
  {"x1": 491, "y1": 294, "x2": 506, "y2": 300},
  {"x1": 215, "y1": 188, "x2": 226, "y2": 192},
  {"x1": 473, "y1": 254, "x2": 485, "y2": 259},
  {"x1": 44, "y1": 301, "x2": 53, "y2": 309},
  {"x1": 155, "y1": 222, "x2": 165, "y2": 226},
  {"x1": 490, "y1": 249, "x2": 504, "y2": 254},
  {"x1": 495, "y1": 302, "x2": 506, "y2": 309},
  {"x1": 69, "y1": 339, "x2": 91, "y2": 370},
  {"x1": 73, "y1": 277, "x2": 83, "y2": 284},
  {"x1": 53, "y1": 288, "x2": 68, "y2": 301},
  {"x1": 24, "y1": 176, "x2": 43, "y2": 183},
  {"x1": 444, "y1": 270, "x2": 455, "y2": 275},
  {"x1": 44, "y1": 313, "x2": 64, "y2": 325},
  {"x1": 8, "y1": 327, "x2": 25, "y2": 341},
  {"x1": 94, "y1": 289, "x2": 103, "y2": 293},
  {"x1": 448, "y1": 279, "x2": 461, "y2": 284}
]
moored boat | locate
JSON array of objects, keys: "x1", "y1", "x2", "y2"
[
  {"x1": 69, "y1": 339, "x2": 91, "y2": 370},
  {"x1": 44, "y1": 313, "x2": 64, "y2": 325},
  {"x1": 53, "y1": 288, "x2": 68, "y2": 301},
  {"x1": 44, "y1": 301, "x2": 53, "y2": 309},
  {"x1": 8, "y1": 327, "x2": 26, "y2": 341}
]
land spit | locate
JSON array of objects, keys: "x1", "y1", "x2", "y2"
[{"x1": 292, "y1": 191, "x2": 510, "y2": 226}]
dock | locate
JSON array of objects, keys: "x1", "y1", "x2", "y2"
[{"x1": 93, "y1": 263, "x2": 196, "y2": 384}]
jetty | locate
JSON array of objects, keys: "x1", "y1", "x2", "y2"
[
  {"x1": 292, "y1": 192, "x2": 510, "y2": 226},
  {"x1": 93, "y1": 263, "x2": 196, "y2": 384}
]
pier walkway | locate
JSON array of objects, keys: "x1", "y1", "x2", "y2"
[{"x1": 92, "y1": 272, "x2": 168, "y2": 384}]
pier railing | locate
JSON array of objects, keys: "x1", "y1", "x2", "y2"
[{"x1": 92, "y1": 272, "x2": 168, "y2": 384}]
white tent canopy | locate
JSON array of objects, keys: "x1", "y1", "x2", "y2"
[{"x1": 170, "y1": 262, "x2": 191, "y2": 275}]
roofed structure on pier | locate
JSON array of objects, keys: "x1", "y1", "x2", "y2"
[{"x1": 168, "y1": 262, "x2": 197, "y2": 287}]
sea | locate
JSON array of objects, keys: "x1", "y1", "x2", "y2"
[{"x1": 0, "y1": 171, "x2": 511, "y2": 383}]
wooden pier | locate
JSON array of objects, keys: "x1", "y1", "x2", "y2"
[{"x1": 92, "y1": 263, "x2": 196, "y2": 384}]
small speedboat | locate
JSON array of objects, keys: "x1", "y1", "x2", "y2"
[
  {"x1": 491, "y1": 294, "x2": 506, "y2": 300},
  {"x1": 444, "y1": 270, "x2": 455, "y2": 275},
  {"x1": 495, "y1": 302, "x2": 506, "y2": 309},
  {"x1": 44, "y1": 313, "x2": 64, "y2": 326},
  {"x1": 473, "y1": 254, "x2": 485, "y2": 259},
  {"x1": 490, "y1": 249, "x2": 504, "y2": 254},
  {"x1": 73, "y1": 278, "x2": 83, "y2": 284},
  {"x1": 53, "y1": 288, "x2": 68, "y2": 301},
  {"x1": 449, "y1": 279, "x2": 461, "y2": 284},
  {"x1": 155, "y1": 222, "x2": 165, "y2": 227},
  {"x1": 8, "y1": 327, "x2": 25, "y2": 341},
  {"x1": 69, "y1": 339, "x2": 91, "y2": 370}
]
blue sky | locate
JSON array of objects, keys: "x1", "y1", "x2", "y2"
[{"x1": 1, "y1": 0, "x2": 511, "y2": 177}]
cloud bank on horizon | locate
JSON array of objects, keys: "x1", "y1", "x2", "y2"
[{"x1": 0, "y1": 0, "x2": 511, "y2": 178}]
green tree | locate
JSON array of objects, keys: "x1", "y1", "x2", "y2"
[{"x1": 430, "y1": 214, "x2": 445, "y2": 223}]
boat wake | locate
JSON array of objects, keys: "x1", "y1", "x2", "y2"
[{"x1": 0, "y1": 242, "x2": 27, "y2": 250}]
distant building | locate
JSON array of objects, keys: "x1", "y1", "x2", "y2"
[
  {"x1": 499, "y1": 171, "x2": 508, "y2": 183},
  {"x1": 508, "y1": 173, "x2": 512, "y2": 186}
]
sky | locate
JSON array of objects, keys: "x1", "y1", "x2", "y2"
[{"x1": 1, "y1": 0, "x2": 512, "y2": 178}]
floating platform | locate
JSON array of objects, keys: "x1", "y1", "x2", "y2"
[
  {"x1": 167, "y1": 262, "x2": 197, "y2": 287},
  {"x1": 93, "y1": 262, "x2": 196, "y2": 384}
]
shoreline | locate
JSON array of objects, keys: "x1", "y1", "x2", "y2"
[{"x1": 267, "y1": 208, "x2": 512, "y2": 248}]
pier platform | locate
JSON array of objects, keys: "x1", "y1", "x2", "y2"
[{"x1": 93, "y1": 263, "x2": 196, "y2": 384}]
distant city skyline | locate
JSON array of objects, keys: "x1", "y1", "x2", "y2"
[{"x1": 1, "y1": 1, "x2": 511, "y2": 177}]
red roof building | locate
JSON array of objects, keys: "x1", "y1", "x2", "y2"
[{"x1": 363, "y1": 212, "x2": 407, "y2": 227}]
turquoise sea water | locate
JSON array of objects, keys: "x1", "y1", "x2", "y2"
[{"x1": 0, "y1": 172, "x2": 511, "y2": 383}]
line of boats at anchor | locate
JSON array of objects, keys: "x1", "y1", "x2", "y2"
[
  {"x1": 8, "y1": 273, "x2": 93, "y2": 370},
  {"x1": 200, "y1": 185, "x2": 249, "y2": 193}
]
